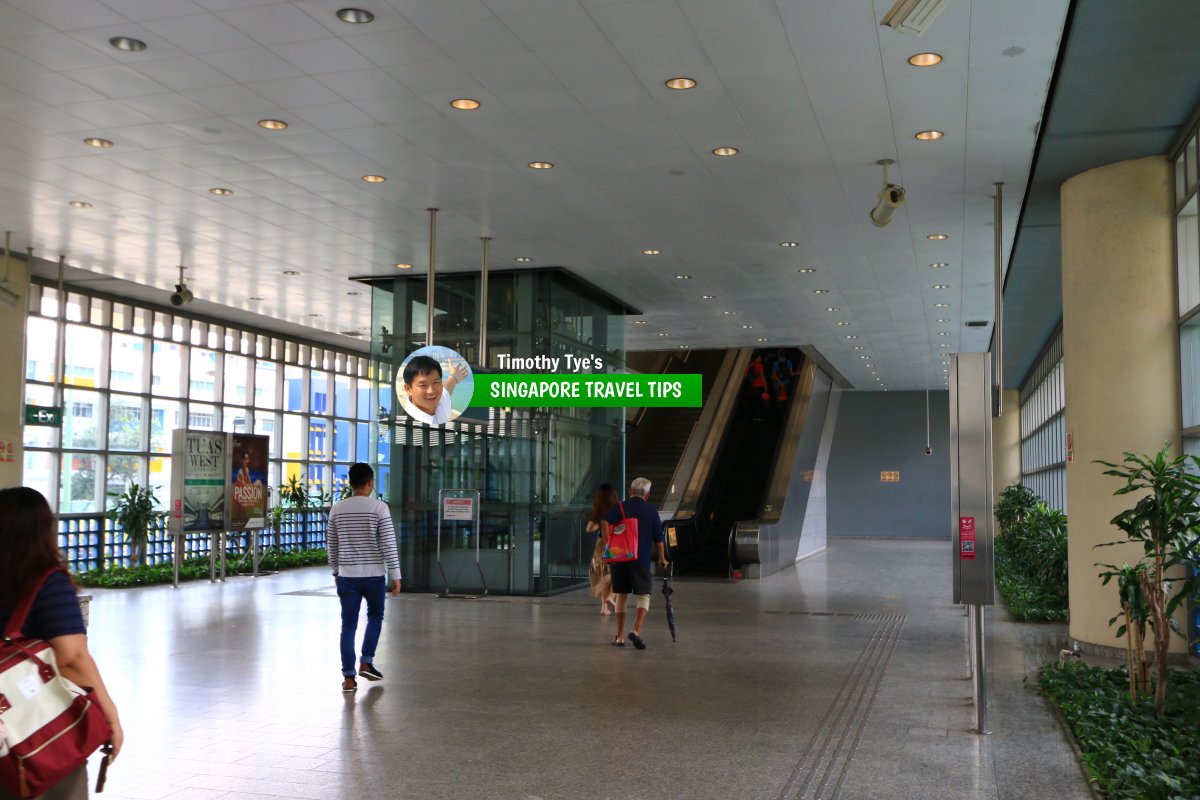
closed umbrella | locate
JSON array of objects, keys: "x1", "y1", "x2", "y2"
[{"x1": 662, "y1": 564, "x2": 677, "y2": 642}]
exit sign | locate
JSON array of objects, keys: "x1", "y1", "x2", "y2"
[{"x1": 25, "y1": 405, "x2": 63, "y2": 427}]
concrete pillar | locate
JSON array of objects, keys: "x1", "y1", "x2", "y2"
[
  {"x1": 992, "y1": 389, "x2": 1021, "y2": 498},
  {"x1": 1060, "y1": 156, "x2": 1181, "y2": 651},
  {"x1": 0, "y1": 248, "x2": 30, "y2": 487}
]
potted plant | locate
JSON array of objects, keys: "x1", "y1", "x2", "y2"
[
  {"x1": 1095, "y1": 446, "x2": 1200, "y2": 713},
  {"x1": 994, "y1": 483, "x2": 1038, "y2": 539},
  {"x1": 106, "y1": 482, "x2": 163, "y2": 566}
]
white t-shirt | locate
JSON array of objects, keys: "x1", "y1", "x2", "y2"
[{"x1": 405, "y1": 387, "x2": 453, "y2": 425}]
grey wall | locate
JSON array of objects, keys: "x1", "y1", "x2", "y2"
[{"x1": 828, "y1": 391, "x2": 951, "y2": 538}]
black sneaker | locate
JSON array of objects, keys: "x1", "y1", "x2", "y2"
[
  {"x1": 358, "y1": 663, "x2": 383, "y2": 681},
  {"x1": 342, "y1": 676, "x2": 357, "y2": 692}
]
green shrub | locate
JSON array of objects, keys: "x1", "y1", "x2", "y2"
[
  {"x1": 995, "y1": 483, "x2": 1038, "y2": 539},
  {"x1": 995, "y1": 536, "x2": 1069, "y2": 621},
  {"x1": 77, "y1": 548, "x2": 328, "y2": 588},
  {"x1": 1040, "y1": 661, "x2": 1200, "y2": 800}
]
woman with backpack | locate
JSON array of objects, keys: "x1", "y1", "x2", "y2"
[{"x1": 0, "y1": 487, "x2": 122, "y2": 800}]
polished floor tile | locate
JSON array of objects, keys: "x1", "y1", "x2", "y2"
[{"x1": 82, "y1": 539, "x2": 1092, "y2": 800}]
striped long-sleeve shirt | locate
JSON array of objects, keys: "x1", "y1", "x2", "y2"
[{"x1": 327, "y1": 495, "x2": 401, "y2": 580}]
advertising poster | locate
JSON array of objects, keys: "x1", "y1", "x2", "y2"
[
  {"x1": 230, "y1": 434, "x2": 269, "y2": 530},
  {"x1": 181, "y1": 431, "x2": 227, "y2": 532}
]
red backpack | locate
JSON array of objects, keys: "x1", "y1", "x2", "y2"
[{"x1": 0, "y1": 569, "x2": 112, "y2": 798}]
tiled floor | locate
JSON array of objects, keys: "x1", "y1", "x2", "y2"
[{"x1": 83, "y1": 539, "x2": 1092, "y2": 800}]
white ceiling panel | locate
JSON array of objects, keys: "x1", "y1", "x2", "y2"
[{"x1": 0, "y1": 0, "x2": 1071, "y2": 387}]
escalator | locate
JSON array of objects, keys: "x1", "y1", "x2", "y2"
[
  {"x1": 627, "y1": 348, "x2": 804, "y2": 577},
  {"x1": 625, "y1": 349, "x2": 728, "y2": 499}
]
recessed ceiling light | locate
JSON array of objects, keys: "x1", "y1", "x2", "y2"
[
  {"x1": 633, "y1": 320, "x2": 647, "y2": 325},
  {"x1": 679, "y1": 344, "x2": 690, "y2": 349},
  {"x1": 836, "y1": 321, "x2": 849, "y2": 326},
  {"x1": 665, "y1": 77, "x2": 697, "y2": 90},
  {"x1": 712, "y1": 146, "x2": 739, "y2": 156},
  {"x1": 780, "y1": 241, "x2": 799, "y2": 248},
  {"x1": 84, "y1": 137, "x2": 113, "y2": 148},
  {"x1": 674, "y1": 274, "x2": 690, "y2": 280},
  {"x1": 932, "y1": 284, "x2": 949, "y2": 289},
  {"x1": 258, "y1": 119, "x2": 288, "y2": 130},
  {"x1": 450, "y1": 98, "x2": 481, "y2": 110},
  {"x1": 846, "y1": 335, "x2": 857, "y2": 340},
  {"x1": 798, "y1": 268, "x2": 816, "y2": 273},
  {"x1": 722, "y1": 311, "x2": 736, "y2": 316},
  {"x1": 937, "y1": 332, "x2": 950, "y2": 336},
  {"x1": 336, "y1": 8, "x2": 374, "y2": 23},
  {"x1": 915, "y1": 130, "x2": 945, "y2": 141},
  {"x1": 394, "y1": 263, "x2": 413, "y2": 270},
  {"x1": 701, "y1": 294, "x2": 715, "y2": 300},
  {"x1": 813, "y1": 289, "x2": 829, "y2": 294},
  {"x1": 362, "y1": 174, "x2": 386, "y2": 183},
  {"x1": 853, "y1": 346, "x2": 864, "y2": 350},
  {"x1": 860, "y1": 355, "x2": 869, "y2": 359},
  {"x1": 208, "y1": 187, "x2": 233, "y2": 196},
  {"x1": 528, "y1": 161, "x2": 554, "y2": 170},
  {"x1": 930, "y1": 262, "x2": 948, "y2": 268},
  {"x1": 940, "y1": 343, "x2": 952, "y2": 347},
  {"x1": 642, "y1": 249, "x2": 661, "y2": 255},
  {"x1": 741, "y1": 325, "x2": 753, "y2": 329},
  {"x1": 283, "y1": 270, "x2": 301, "y2": 276},
  {"x1": 927, "y1": 233, "x2": 949, "y2": 241},
  {"x1": 657, "y1": 332, "x2": 671, "y2": 337},
  {"x1": 756, "y1": 338, "x2": 768, "y2": 342},
  {"x1": 825, "y1": 307, "x2": 839, "y2": 312},
  {"x1": 935, "y1": 303, "x2": 950, "y2": 308},
  {"x1": 514, "y1": 257, "x2": 533, "y2": 262},
  {"x1": 908, "y1": 52, "x2": 943, "y2": 67},
  {"x1": 109, "y1": 36, "x2": 147, "y2": 52},
  {"x1": 68, "y1": 200, "x2": 93, "y2": 208},
  {"x1": 937, "y1": 318, "x2": 951, "y2": 323}
]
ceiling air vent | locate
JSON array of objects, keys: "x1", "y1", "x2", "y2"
[
  {"x1": 966, "y1": 320, "x2": 989, "y2": 328},
  {"x1": 880, "y1": 0, "x2": 952, "y2": 36}
]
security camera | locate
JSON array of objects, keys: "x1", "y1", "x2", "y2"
[
  {"x1": 869, "y1": 158, "x2": 905, "y2": 228},
  {"x1": 870, "y1": 184, "x2": 906, "y2": 227},
  {"x1": 170, "y1": 284, "x2": 193, "y2": 306},
  {"x1": 924, "y1": 446, "x2": 933, "y2": 456}
]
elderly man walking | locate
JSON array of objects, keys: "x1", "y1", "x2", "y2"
[{"x1": 600, "y1": 477, "x2": 669, "y2": 649}]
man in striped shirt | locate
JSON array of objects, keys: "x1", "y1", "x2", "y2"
[{"x1": 327, "y1": 463, "x2": 401, "y2": 692}]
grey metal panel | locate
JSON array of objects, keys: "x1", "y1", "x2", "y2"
[{"x1": 951, "y1": 353, "x2": 995, "y2": 605}]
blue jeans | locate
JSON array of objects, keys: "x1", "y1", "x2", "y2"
[{"x1": 336, "y1": 576, "x2": 386, "y2": 677}]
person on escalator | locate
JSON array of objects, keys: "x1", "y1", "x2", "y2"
[{"x1": 744, "y1": 353, "x2": 768, "y2": 421}]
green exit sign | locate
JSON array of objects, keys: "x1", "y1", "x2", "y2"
[{"x1": 25, "y1": 405, "x2": 62, "y2": 427}]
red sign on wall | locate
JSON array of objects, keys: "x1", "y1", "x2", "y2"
[{"x1": 959, "y1": 516, "x2": 976, "y2": 560}]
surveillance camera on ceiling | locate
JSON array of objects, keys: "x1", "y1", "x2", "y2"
[
  {"x1": 924, "y1": 446, "x2": 933, "y2": 456},
  {"x1": 170, "y1": 264, "x2": 192, "y2": 306},
  {"x1": 170, "y1": 284, "x2": 193, "y2": 306},
  {"x1": 869, "y1": 158, "x2": 906, "y2": 228}
]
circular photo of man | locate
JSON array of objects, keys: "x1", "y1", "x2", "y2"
[{"x1": 396, "y1": 346, "x2": 474, "y2": 426}]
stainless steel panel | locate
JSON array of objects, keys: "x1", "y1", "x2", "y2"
[{"x1": 951, "y1": 353, "x2": 995, "y2": 605}]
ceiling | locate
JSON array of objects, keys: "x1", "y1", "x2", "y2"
[
  {"x1": 1003, "y1": 0, "x2": 1200, "y2": 387},
  {"x1": 0, "y1": 0, "x2": 1071, "y2": 389}
]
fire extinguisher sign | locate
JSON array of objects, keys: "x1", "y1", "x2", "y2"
[{"x1": 959, "y1": 516, "x2": 976, "y2": 560}]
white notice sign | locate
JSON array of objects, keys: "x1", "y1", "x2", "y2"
[{"x1": 442, "y1": 497, "x2": 474, "y2": 521}]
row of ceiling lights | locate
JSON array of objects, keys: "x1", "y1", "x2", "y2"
[{"x1": 89, "y1": 20, "x2": 956, "y2": 369}]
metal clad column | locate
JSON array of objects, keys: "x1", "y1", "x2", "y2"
[{"x1": 950, "y1": 352, "x2": 995, "y2": 734}]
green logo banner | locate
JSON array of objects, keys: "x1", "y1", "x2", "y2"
[{"x1": 472, "y1": 374, "x2": 702, "y2": 408}]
